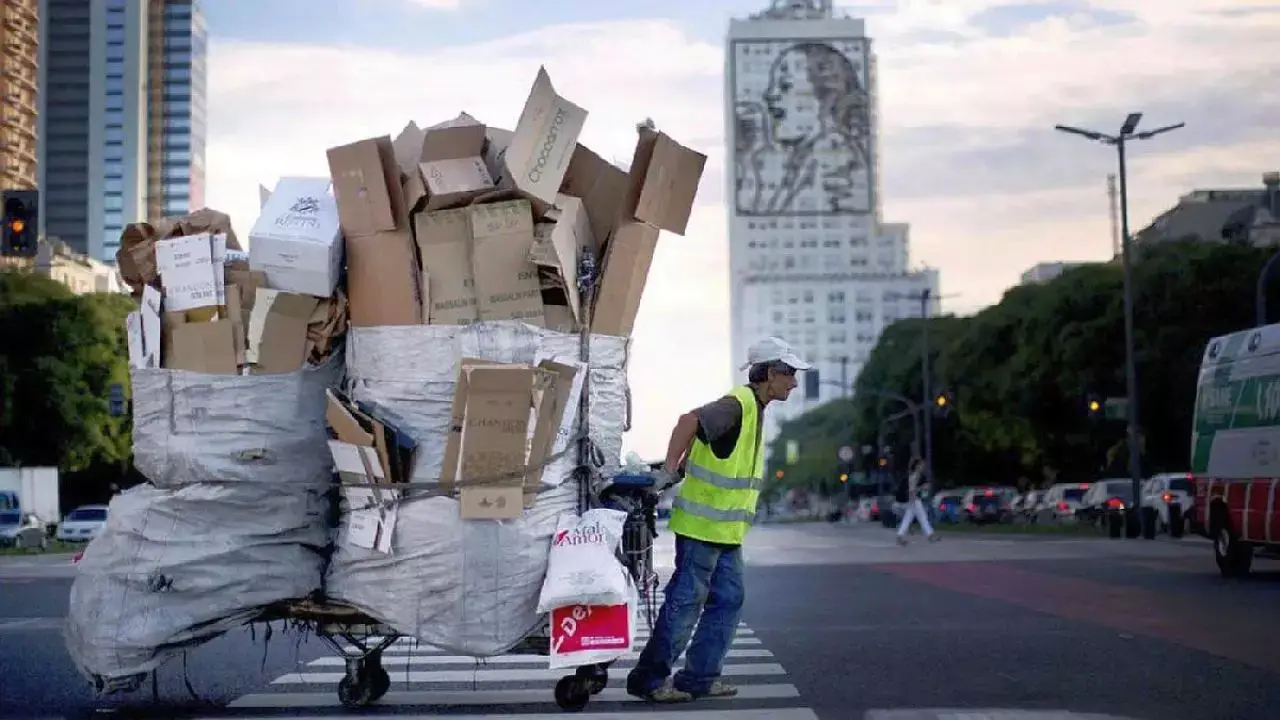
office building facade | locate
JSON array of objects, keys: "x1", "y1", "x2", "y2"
[
  {"x1": 726, "y1": 0, "x2": 940, "y2": 452},
  {"x1": 1, "y1": 0, "x2": 40, "y2": 194},
  {"x1": 39, "y1": 0, "x2": 205, "y2": 263}
]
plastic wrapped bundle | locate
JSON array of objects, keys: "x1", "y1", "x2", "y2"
[
  {"x1": 325, "y1": 481, "x2": 577, "y2": 656},
  {"x1": 327, "y1": 321, "x2": 630, "y2": 654},
  {"x1": 63, "y1": 358, "x2": 340, "y2": 684}
]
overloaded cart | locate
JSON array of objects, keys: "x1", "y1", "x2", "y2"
[{"x1": 62, "y1": 65, "x2": 705, "y2": 714}]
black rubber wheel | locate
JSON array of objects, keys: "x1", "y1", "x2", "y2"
[
  {"x1": 575, "y1": 664, "x2": 608, "y2": 695},
  {"x1": 554, "y1": 675, "x2": 591, "y2": 711},
  {"x1": 367, "y1": 665, "x2": 391, "y2": 702},
  {"x1": 1214, "y1": 520, "x2": 1254, "y2": 578},
  {"x1": 338, "y1": 673, "x2": 375, "y2": 709}
]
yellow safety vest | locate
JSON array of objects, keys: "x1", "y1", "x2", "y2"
[{"x1": 668, "y1": 385, "x2": 765, "y2": 545}]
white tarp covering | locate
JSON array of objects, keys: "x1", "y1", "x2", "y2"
[
  {"x1": 63, "y1": 358, "x2": 340, "y2": 683},
  {"x1": 325, "y1": 322, "x2": 629, "y2": 656}
]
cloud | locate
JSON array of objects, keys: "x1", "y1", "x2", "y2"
[
  {"x1": 205, "y1": 4, "x2": 1279, "y2": 455},
  {"x1": 400, "y1": 0, "x2": 466, "y2": 9}
]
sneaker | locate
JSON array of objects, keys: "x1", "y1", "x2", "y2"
[
  {"x1": 632, "y1": 683, "x2": 693, "y2": 703},
  {"x1": 703, "y1": 680, "x2": 739, "y2": 698},
  {"x1": 896, "y1": 535, "x2": 908, "y2": 546}
]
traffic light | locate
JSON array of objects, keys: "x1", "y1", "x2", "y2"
[
  {"x1": 1, "y1": 189, "x2": 38, "y2": 258},
  {"x1": 1086, "y1": 392, "x2": 1103, "y2": 420},
  {"x1": 877, "y1": 457, "x2": 887, "y2": 468},
  {"x1": 839, "y1": 473, "x2": 849, "y2": 483},
  {"x1": 804, "y1": 369, "x2": 820, "y2": 400},
  {"x1": 774, "y1": 469, "x2": 785, "y2": 479},
  {"x1": 932, "y1": 390, "x2": 954, "y2": 417}
]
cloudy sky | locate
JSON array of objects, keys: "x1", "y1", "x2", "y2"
[{"x1": 203, "y1": 0, "x2": 1280, "y2": 458}]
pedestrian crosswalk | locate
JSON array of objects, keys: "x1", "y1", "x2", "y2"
[{"x1": 215, "y1": 591, "x2": 815, "y2": 718}]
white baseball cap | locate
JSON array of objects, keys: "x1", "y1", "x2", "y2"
[{"x1": 740, "y1": 336, "x2": 812, "y2": 371}]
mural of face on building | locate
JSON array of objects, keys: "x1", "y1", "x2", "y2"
[{"x1": 732, "y1": 39, "x2": 873, "y2": 216}]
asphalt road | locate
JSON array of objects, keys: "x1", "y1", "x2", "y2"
[{"x1": 0, "y1": 524, "x2": 1277, "y2": 719}]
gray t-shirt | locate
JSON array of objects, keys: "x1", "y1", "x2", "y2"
[{"x1": 693, "y1": 387, "x2": 765, "y2": 463}]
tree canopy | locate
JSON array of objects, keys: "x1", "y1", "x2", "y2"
[
  {"x1": 0, "y1": 270, "x2": 134, "y2": 491},
  {"x1": 765, "y1": 240, "x2": 1280, "y2": 494}
]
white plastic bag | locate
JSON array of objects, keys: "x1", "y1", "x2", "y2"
[
  {"x1": 537, "y1": 508, "x2": 629, "y2": 612},
  {"x1": 548, "y1": 575, "x2": 637, "y2": 669}
]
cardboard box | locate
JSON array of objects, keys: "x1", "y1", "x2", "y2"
[
  {"x1": 414, "y1": 207, "x2": 478, "y2": 325},
  {"x1": 249, "y1": 177, "x2": 344, "y2": 298},
  {"x1": 560, "y1": 144, "x2": 629, "y2": 256},
  {"x1": 470, "y1": 200, "x2": 544, "y2": 326},
  {"x1": 346, "y1": 230, "x2": 423, "y2": 326},
  {"x1": 502, "y1": 67, "x2": 588, "y2": 208},
  {"x1": 165, "y1": 320, "x2": 238, "y2": 374},
  {"x1": 624, "y1": 128, "x2": 707, "y2": 236},
  {"x1": 531, "y1": 194, "x2": 592, "y2": 325},
  {"x1": 154, "y1": 233, "x2": 227, "y2": 313},
  {"x1": 591, "y1": 221, "x2": 660, "y2": 337},
  {"x1": 396, "y1": 114, "x2": 496, "y2": 215},
  {"x1": 246, "y1": 288, "x2": 320, "y2": 373},
  {"x1": 326, "y1": 136, "x2": 405, "y2": 237}
]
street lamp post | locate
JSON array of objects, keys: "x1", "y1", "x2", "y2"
[
  {"x1": 920, "y1": 289, "x2": 934, "y2": 487},
  {"x1": 1054, "y1": 113, "x2": 1184, "y2": 534}
]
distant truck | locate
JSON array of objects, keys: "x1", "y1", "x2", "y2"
[
  {"x1": 0, "y1": 467, "x2": 61, "y2": 535},
  {"x1": 1191, "y1": 325, "x2": 1280, "y2": 576}
]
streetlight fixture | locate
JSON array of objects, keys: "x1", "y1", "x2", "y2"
[{"x1": 1053, "y1": 113, "x2": 1184, "y2": 534}]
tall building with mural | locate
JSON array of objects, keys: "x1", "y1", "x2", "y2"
[
  {"x1": 38, "y1": 0, "x2": 206, "y2": 263},
  {"x1": 726, "y1": 0, "x2": 940, "y2": 454}
]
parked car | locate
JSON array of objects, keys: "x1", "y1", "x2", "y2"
[
  {"x1": 932, "y1": 492, "x2": 965, "y2": 523},
  {"x1": 961, "y1": 487, "x2": 1013, "y2": 524},
  {"x1": 1141, "y1": 472, "x2": 1195, "y2": 534},
  {"x1": 1033, "y1": 482, "x2": 1092, "y2": 523},
  {"x1": 0, "y1": 510, "x2": 47, "y2": 550},
  {"x1": 55, "y1": 505, "x2": 109, "y2": 543},
  {"x1": 1077, "y1": 479, "x2": 1135, "y2": 526}
]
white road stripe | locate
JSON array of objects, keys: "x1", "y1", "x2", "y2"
[
  {"x1": 271, "y1": 663, "x2": 788, "y2": 685},
  {"x1": 211, "y1": 709, "x2": 819, "y2": 720},
  {"x1": 351, "y1": 635, "x2": 763, "y2": 654},
  {"x1": 357, "y1": 627, "x2": 754, "y2": 650},
  {"x1": 306, "y1": 648, "x2": 774, "y2": 667},
  {"x1": 228, "y1": 683, "x2": 801, "y2": 709}
]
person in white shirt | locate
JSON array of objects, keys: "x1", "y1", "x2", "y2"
[{"x1": 896, "y1": 457, "x2": 940, "y2": 545}]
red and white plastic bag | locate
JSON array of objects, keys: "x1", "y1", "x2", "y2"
[
  {"x1": 537, "y1": 508, "x2": 630, "y2": 612},
  {"x1": 548, "y1": 574, "x2": 637, "y2": 669}
]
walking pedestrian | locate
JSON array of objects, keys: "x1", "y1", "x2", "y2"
[
  {"x1": 895, "y1": 456, "x2": 939, "y2": 545},
  {"x1": 626, "y1": 336, "x2": 811, "y2": 703}
]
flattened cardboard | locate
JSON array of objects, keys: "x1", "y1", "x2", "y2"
[
  {"x1": 459, "y1": 486, "x2": 525, "y2": 520},
  {"x1": 345, "y1": 230, "x2": 422, "y2": 326},
  {"x1": 592, "y1": 221, "x2": 660, "y2": 337},
  {"x1": 469, "y1": 200, "x2": 544, "y2": 326},
  {"x1": 561, "y1": 144, "x2": 629, "y2": 254},
  {"x1": 326, "y1": 136, "x2": 405, "y2": 237},
  {"x1": 440, "y1": 358, "x2": 507, "y2": 495},
  {"x1": 543, "y1": 304, "x2": 576, "y2": 333},
  {"x1": 127, "y1": 286, "x2": 163, "y2": 370},
  {"x1": 458, "y1": 365, "x2": 535, "y2": 519},
  {"x1": 414, "y1": 207, "x2": 477, "y2": 325},
  {"x1": 626, "y1": 129, "x2": 707, "y2": 236},
  {"x1": 504, "y1": 67, "x2": 588, "y2": 206},
  {"x1": 248, "y1": 177, "x2": 344, "y2": 297},
  {"x1": 254, "y1": 291, "x2": 320, "y2": 374},
  {"x1": 166, "y1": 320, "x2": 238, "y2": 374},
  {"x1": 526, "y1": 360, "x2": 578, "y2": 488},
  {"x1": 225, "y1": 288, "x2": 246, "y2": 367}
]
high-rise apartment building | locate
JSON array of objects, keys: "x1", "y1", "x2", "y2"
[
  {"x1": 39, "y1": 0, "x2": 205, "y2": 263},
  {"x1": 726, "y1": 0, "x2": 940, "y2": 452},
  {"x1": 1, "y1": 0, "x2": 40, "y2": 194}
]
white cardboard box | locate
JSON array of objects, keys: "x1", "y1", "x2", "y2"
[{"x1": 249, "y1": 177, "x2": 344, "y2": 297}]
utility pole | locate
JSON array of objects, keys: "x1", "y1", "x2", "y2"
[
  {"x1": 920, "y1": 289, "x2": 933, "y2": 487},
  {"x1": 1055, "y1": 113, "x2": 1184, "y2": 536},
  {"x1": 1107, "y1": 174, "x2": 1120, "y2": 259}
]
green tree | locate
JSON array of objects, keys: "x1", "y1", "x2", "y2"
[{"x1": 0, "y1": 271, "x2": 133, "y2": 477}]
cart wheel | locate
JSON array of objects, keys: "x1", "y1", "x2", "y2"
[
  {"x1": 554, "y1": 675, "x2": 591, "y2": 711},
  {"x1": 367, "y1": 665, "x2": 391, "y2": 702},
  {"x1": 337, "y1": 674, "x2": 375, "y2": 709},
  {"x1": 575, "y1": 664, "x2": 608, "y2": 695}
]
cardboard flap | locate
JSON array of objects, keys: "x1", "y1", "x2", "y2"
[
  {"x1": 166, "y1": 320, "x2": 238, "y2": 374},
  {"x1": 592, "y1": 222, "x2": 660, "y2": 337},
  {"x1": 326, "y1": 389, "x2": 376, "y2": 446},
  {"x1": 327, "y1": 135, "x2": 405, "y2": 236},
  {"x1": 504, "y1": 67, "x2": 588, "y2": 206},
  {"x1": 469, "y1": 200, "x2": 544, "y2": 326},
  {"x1": 254, "y1": 291, "x2": 320, "y2": 374},
  {"x1": 440, "y1": 357, "x2": 509, "y2": 494},
  {"x1": 627, "y1": 128, "x2": 707, "y2": 236},
  {"x1": 414, "y1": 208, "x2": 477, "y2": 325},
  {"x1": 526, "y1": 360, "x2": 578, "y2": 487},
  {"x1": 392, "y1": 121, "x2": 426, "y2": 173},
  {"x1": 561, "y1": 144, "x2": 629, "y2": 253}
]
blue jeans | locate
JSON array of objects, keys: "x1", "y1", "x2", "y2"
[{"x1": 626, "y1": 534, "x2": 745, "y2": 696}]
